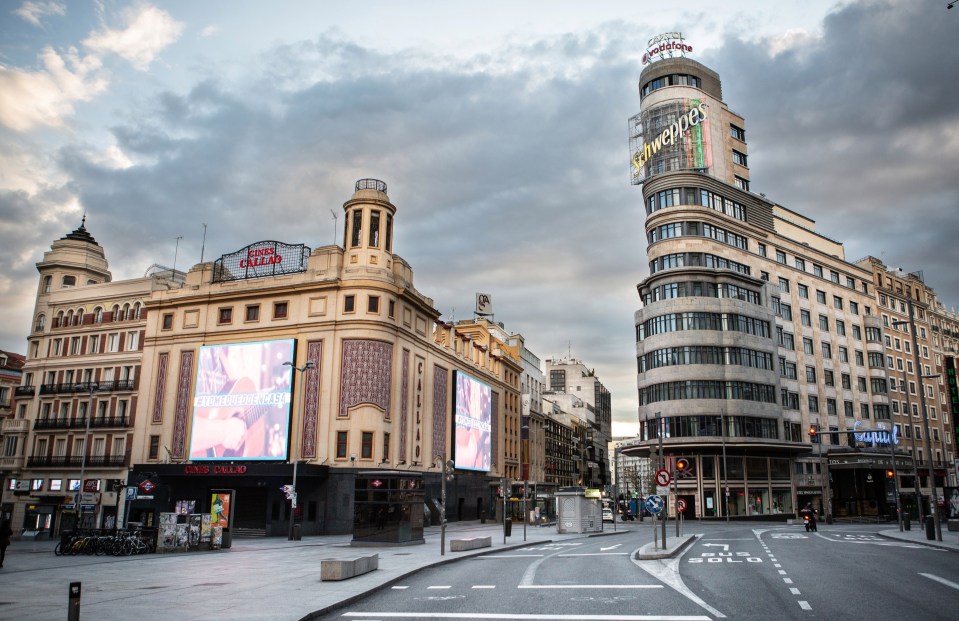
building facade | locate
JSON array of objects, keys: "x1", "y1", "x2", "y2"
[
  {"x1": 3, "y1": 180, "x2": 526, "y2": 536},
  {"x1": 628, "y1": 52, "x2": 904, "y2": 520}
]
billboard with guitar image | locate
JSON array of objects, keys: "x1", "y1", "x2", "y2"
[{"x1": 189, "y1": 339, "x2": 296, "y2": 460}]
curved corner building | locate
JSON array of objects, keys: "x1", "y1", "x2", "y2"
[{"x1": 629, "y1": 54, "x2": 898, "y2": 520}]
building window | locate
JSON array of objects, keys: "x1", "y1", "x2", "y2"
[
  {"x1": 839, "y1": 347, "x2": 849, "y2": 363},
  {"x1": 62, "y1": 275, "x2": 76, "y2": 288},
  {"x1": 813, "y1": 265, "x2": 823, "y2": 278},
  {"x1": 382, "y1": 432, "x2": 390, "y2": 461},
  {"x1": 350, "y1": 209, "x2": 363, "y2": 247},
  {"x1": 808, "y1": 395, "x2": 819, "y2": 413},
  {"x1": 803, "y1": 338, "x2": 814, "y2": 355},
  {"x1": 806, "y1": 366, "x2": 816, "y2": 382},
  {"x1": 336, "y1": 431, "x2": 348, "y2": 458},
  {"x1": 841, "y1": 373, "x2": 851, "y2": 388},
  {"x1": 836, "y1": 320, "x2": 846, "y2": 336},
  {"x1": 816, "y1": 290, "x2": 826, "y2": 304},
  {"x1": 368, "y1": 210, "x2": 381, "y2": 247},
  {"x1": 830, "y1": 270, "x2": 840, "y2": 284},
  {"x1": 273, "y1": 302, "x2": 288, "y2": 319},
  {"x1": 798, "y1": 284, "x2": 808, "y2": 299},
  {"x1": 730, "y1": 124, "x2": 746, "y2": 141},
  {"x1": 819, "y1": 315, "x2": 829, "y2": 331},
  {"x1": 732, "y1": 150, "x2": 748, "y2": 167},
  {"x1": 795, "y1": 258, "x2": 806, "y2": 271},
  {"x1": 833, "y1": 296, "x2": 843, "y2": 310},
  {"x1": 801, "y1": 310, "x2": 811, "y2": 327},
  {"x1": 368, "y1": 296, "x2": 379, "y2": 313},
  {"x1": 388, "y1": 300, "x2": 395, "y2": 318},
  {"x1": 246, "y1": 305, "x2": 260, "y2": 322},
  {"x1": 218, "y1": 307, "x2": 233, "y2": 324},
  {"x1": 344, "y1": 295, "x2": 355, "y2": 313},
  {"x1": 162, "y1": 313, "x2": 174, "y2": 330},
  {"x1": 778, "y1": 277, "x2": 790, "y2": 293},
  {"x1": 776, "y1": 250, "x2": 786, "y2": 264},
  {"x1": 758, "y1": 243, "x2": 767, "y2": 257},
  {"x1": 849, "y1": 301, "x2": 859, "y2": 315},
  {"x1": 361, "y1": 432, "x2": 373, "y2": 459},
  {"x1": 822, "y1": 342, "x2": 832, "y2": 358},
  {"x1": 735, "y1": 176, "x2": 750, "y2": 191}
]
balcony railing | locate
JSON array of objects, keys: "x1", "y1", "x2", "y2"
[
  {"x1": 1, "y1": 418, "x2": 31, "y2": 434},
  {"x1": 37, "y1": 380, "x2": 136, "y2": 396},
  {"x1": 26, "y1": 455, "x2": 126, "y2": 468},
  {"x1": 14, "y1": 385, "x2": 35, "y2": 397},
  {"x1": 33, "y1": 415, "x2": 131, "y2": 430}
]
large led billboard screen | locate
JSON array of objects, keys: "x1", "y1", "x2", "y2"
[
  {"x1": 452, "y1": 371, "x2": 492, "y2": 472},
  {"x1": 189, "y1": 339, "x2": 295, "y2": 461}
]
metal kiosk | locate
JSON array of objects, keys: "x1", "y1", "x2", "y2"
[{"x1": 352, "y1": 472, "x2": 425, "y2": 546}]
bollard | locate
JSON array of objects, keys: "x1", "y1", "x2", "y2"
[{"x1": 68, "y1": 582, "x2": 81, "y2": 621}]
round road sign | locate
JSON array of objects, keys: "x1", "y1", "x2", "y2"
[
  {"x1": 645, "y1": 495, "x2": 664, "y2": 514},
  {"x1": 655, "y1": 469, "x2": 671, "y2": 487},
  {"x1": 677, "y1": 498, "x2": 687, "y2": 512}
]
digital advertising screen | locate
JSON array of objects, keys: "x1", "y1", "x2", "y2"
[
  {"x1": 189, "y1": 339, "x2": 295, "y2": 461},
  {"x1": 452, "y1": 371, "x2": 492, "y2": 472}
]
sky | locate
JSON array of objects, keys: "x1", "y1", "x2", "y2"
[{"x1": 2, "y1": 1, "x2": 958, "y2": 438}]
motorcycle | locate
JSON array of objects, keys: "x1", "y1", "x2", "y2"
[{"x1": 803, "y1": 513, "x2": 817, "y2": 532}]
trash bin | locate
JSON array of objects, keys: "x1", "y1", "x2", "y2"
[
  {"x1": 904, "y1": 517, "x2": 911, "y2": 531},
  {"x1": 292, "y1": 524, "x2": 301, "y2": 541},
  {"x1": 925, "y1": 516, "x2": 935, "y2": 540},
  {"x1": 504, "y1": 518, "x2": 512, "y2": 537},
  {"x1": 480, "y1": 510, "x2": 487, "y2": 524}
]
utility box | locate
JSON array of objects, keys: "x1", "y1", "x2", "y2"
[{"x1": 555, "y1": 487, "x2": 602, "y2": 534}]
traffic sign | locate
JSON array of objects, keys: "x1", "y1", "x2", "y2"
[
  {"x1": 138, "y1": 479, "x2": 156, "y2": 493},
  {"x1": 677, "y1": 498, "x2": 687, "y2": 512},
  {"x1": 645, "y1": 495, "x2": 664, "y2": 514},
  {"x1": 655, "y1": 469, "x2": 671, "y2": 486},
  {"x1": 125, "y1": 487, "x2": 137, "y2": 500}
]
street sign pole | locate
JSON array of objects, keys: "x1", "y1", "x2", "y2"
[{"x1": 657, "y1": 412, "x2": 665, "y2": 546}]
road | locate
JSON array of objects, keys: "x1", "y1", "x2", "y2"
[{"x1": 316, "y1": 522, "x2": 959, "y2": 620}]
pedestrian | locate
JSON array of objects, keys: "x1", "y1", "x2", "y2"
[{"x1": 0, "y1": 516, "x2": 13, "y2": 568}]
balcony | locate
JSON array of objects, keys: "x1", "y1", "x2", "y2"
[
  {"x1": 37, "y1": 380, "x2": 137, "y2": 396},
  {"x1": 0, "y1": 455, "x2": 24, "y2": 469},
  {"x1": 33, "y1": 415, "x2": 131, "y2": 430},
  {"x1": 1, "y1": 418, "x2": 31, "y2": 434},
  {"x1": 26, "y1": 455, "x2": 126, "y2": 468},
  {"x1": 14, "y1": 385, "x2": 35, "y2": 397}
]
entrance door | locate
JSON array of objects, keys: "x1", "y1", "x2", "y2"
[{"x1": 233, "y1": 486, "x2": 268, "y2": 529}]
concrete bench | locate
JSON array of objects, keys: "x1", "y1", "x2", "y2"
[
  {"x1": 450, "y1": 536, "x2": 492, "y2": 552},
  {"x1": 320, "y1": 554, "x2": 379, "y2": 581}
]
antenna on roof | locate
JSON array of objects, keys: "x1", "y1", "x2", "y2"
[{"x1": 330, "y1": 210, "x2": 338, "y2": 245}]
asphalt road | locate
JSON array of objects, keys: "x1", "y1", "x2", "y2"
[{"x1": 316, "y1": 522, "x2": 959, "y2": 621}]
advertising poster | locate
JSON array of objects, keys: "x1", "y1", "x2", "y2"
[
  {"x1": 211, "y1": 492, "x2": 231, "y2": 528},
  {"x1": 189, "y1": 339, "x2": 295, "y2": 460},
  {"x1": 946, "y1": 487, "x2": 959, "y2": 521},
  {"x1": 452, "y1": 371, "x2": 492, "y2": 472}
]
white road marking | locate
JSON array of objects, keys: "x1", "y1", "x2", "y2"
[
  {"x1": 600, "y1": 544, "x2": 622, "y2": 551},
  {"x1": 774, "y1": 564, "x2": 781, "y2": 568},
  {"x1": 784, "y1": 578, "x2": 793, "y2": 584},
  {"x1": 920, "y1": 573, "x2": 959, "y2": 591},
  {"x1": 790, "y1": 588, "x2": 801, "y2": 595},
  {"x1": 558, "y1": 553, "x2": 629, "y2": 557},
  {"x1": 472, "y1": 585, "x2": 496, "y2": 589},
  {"x1": 427, "y1": 585, "x2": 451, "y2": 589},
  {"x1": 518, "y1": 585, "x2": 663, "y2": 589},
  {"x1": 778, "y1": 570, "x2": 787, "y2": 575},
  {"x1": 391, "y1": 586, "x2": 409, "y2": 590},
  {"x1": 476, "y1": 554, "x2": 544, "y2": 558},
  {"x1": 798, "y1": 601, "x2": 812, "y2": 610},
  {"x1": 342, "y1": 614, "x2": 712, "y2": 620},
  {"x1": 632, "y1": 536, "x2": 727, "y2": 619}
]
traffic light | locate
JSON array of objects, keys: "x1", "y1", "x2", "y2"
[
  {"x1": 809, "y1": 423, "x2": 819, "y2": 444},
  {"x1": 885, "y1": 469, "x2": 895, "y2": 479},
  {"x1": 676, "y1": 458, "x2": 691, "y2": 477}
]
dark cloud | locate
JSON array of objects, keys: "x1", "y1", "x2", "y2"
[{"x1": 2, "y1": 1, "x2": 957, "y2": 431}]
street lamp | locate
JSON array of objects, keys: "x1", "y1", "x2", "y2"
[
  {"x1": 76, "y1": 384, "x2": 98, "y2": 529},
  {"x1": 897, "y1": 377, "x2": 923, "y2": 525},
  {"x1": 283, "y1": 360, "x2": 315, "y2": 540},
  {"x1": 892, "y1": 298, "x2": 942, "y2": 541}
]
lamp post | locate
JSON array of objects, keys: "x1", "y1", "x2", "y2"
[
  {"x1": 76, "y1": 385, "x2": 98, "y2": 529},
  {"x1": 897, "y1": 377, "x2": 923, "y2": 525},
  {"x1": 720, "y1": 411, "x2": 729, "y2": 524},
  {"x1": 893, "y1": 299, "x2": 942, "y2": 541},
  {"x1": 283, "y1": 360, "x2": 315, "y2": 541}
]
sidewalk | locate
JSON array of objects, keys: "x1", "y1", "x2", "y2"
[
  {"x1": 877, "y1": 524, "x2": 959, "y2": 552},
  {"x1": 0, "y1": 520, "x2": 633, "y2": 621}
]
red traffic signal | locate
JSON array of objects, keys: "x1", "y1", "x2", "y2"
[
  {"x1": 675, "y1": 458, "x2": 691, "y2": 476},
  {"x1": 808, "y1": 424, "x2": 819, "y2": 437},
  {"x1": 885, "y1": 469, "x2": 895, "y2": 479}
]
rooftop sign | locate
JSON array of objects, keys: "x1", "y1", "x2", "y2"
[
  {"x1": 213, "y1": 240, "x2": 310, "y2": 282},
  {"x1": 642, "y1": 32, "x2": 693, "y2": 65}
]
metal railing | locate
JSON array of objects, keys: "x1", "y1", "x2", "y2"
[{"x1": 34, "y1": 416, "x2": 131, "y2": 430}]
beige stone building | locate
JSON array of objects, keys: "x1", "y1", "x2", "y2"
[
  {"x1": 3, "y1": 180, "x2": 524, "y2": 536},
  {"x1": 628, "y1": 55, "x2": 899, "y2": 521}
]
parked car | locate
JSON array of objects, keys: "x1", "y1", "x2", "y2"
[{"x1": 602, "y1": 508, "x2": 614, "y2": 523}]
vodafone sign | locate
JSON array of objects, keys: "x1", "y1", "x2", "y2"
[{"x1": 642, "y1": 32, "x2": 693, "y2": 65}]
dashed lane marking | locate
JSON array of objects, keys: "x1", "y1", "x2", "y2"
[
  {"x1": 342, "y1": 614, "x2": 713, "y2": 620},
  {"x1": 799, "y1": 601, "x2": 812, "y2": 610},
  {"x1": 518, "y1": 585, "x2": 663, "y2": 589},
  {"x1": 920, "y1": 573, "x2": 959, "y2": 591}
]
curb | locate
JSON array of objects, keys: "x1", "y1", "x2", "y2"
[{"x1": 636, "y1": 533, "x2": 698, "y2": 560}]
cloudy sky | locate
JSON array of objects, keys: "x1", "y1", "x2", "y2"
[{"x1": 2, "y1": 1, "x2": 958, "y2": 437}]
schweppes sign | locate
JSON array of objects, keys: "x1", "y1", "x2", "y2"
[{"x1": 631, "y1": 101, "x2": 709, "y2": 175}]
